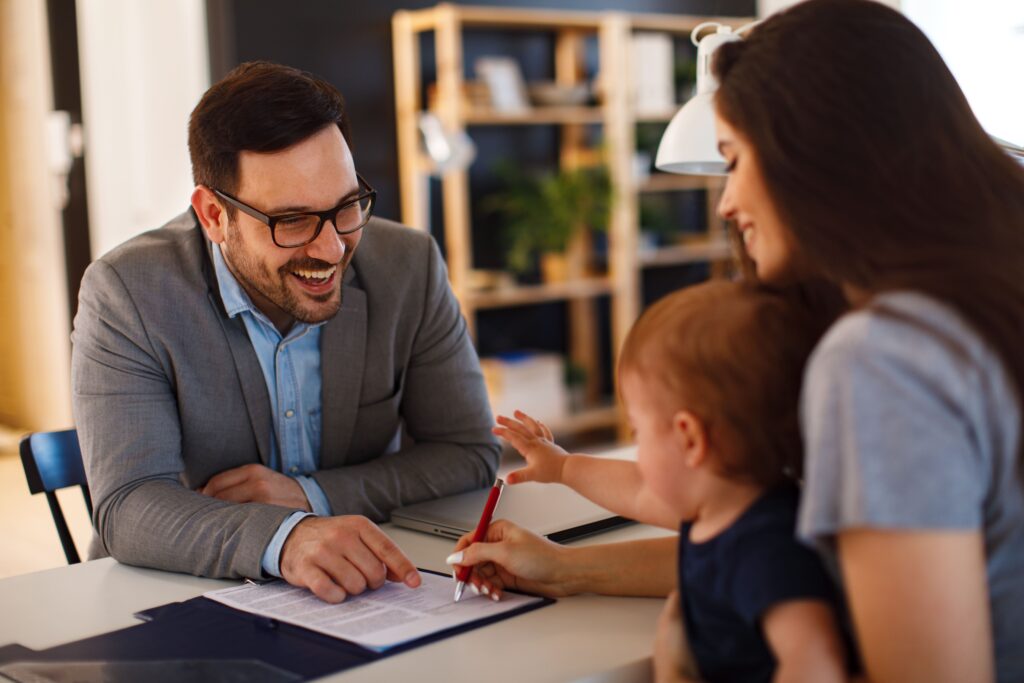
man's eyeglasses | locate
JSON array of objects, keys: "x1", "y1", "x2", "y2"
[{"x1": 213, "y1": 174, "x2": 377, "y2": 248}]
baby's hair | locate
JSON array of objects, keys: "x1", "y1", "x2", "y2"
[{"x1": 619, "y1": 280, "x2": 825, "y2": 487}]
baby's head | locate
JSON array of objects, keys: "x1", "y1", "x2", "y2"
[{"x1": 619, "y1": 281, "x2": 824, "y2": 508}]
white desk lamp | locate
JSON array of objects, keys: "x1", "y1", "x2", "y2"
[
  {"x1": 656, "y1": 21, "x2": 759, "y2": 176},
  {"x1": 656, "y1": 21, "x2": 1024, "y2": 176}
]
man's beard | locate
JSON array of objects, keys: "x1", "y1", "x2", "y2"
[{"x1": 223, "y1": 228, "x2": 346, "y2": 325}]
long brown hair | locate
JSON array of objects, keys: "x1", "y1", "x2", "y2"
[{"x1": 714, "y1": 0, "x2": 1024, "y2": 476}]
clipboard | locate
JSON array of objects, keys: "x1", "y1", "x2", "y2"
[{"x1": 0, "y1": 570, "x2": 554, "y2": 682}]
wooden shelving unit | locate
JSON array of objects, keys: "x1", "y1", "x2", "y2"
[
  {"x1": 466, "y1": 277, "x2": 614, "y2": 310},
  {"x1": 638, "y1": 172, "x2": 717, "y2": 193},
  {"x1": 393, "y1": 4, "x2": 751, "y2": 439},
  {"x1": 639, "y1": 239, "x2": 733, "y2": 268},
  {"x1": 465, "y1": 106, "x2": 605, "y2": 125}
]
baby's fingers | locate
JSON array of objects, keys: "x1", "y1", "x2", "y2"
[
  {"x1": 505, "y1": 466, "x2": 538, "y2": 485},
  {"x1": 492, "y1": 425, "x2": 535, "y2": 452},
  {"x1": 539, "y1": 419, "x2": 553, "y2": 441},
  {"x1": 513, "y1": 410, "x2": 547, "y2": 437},
  {"x1": 495, "y1": 414, "x2": 536, "y2": 439}
]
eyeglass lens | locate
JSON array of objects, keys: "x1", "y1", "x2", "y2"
[{"x1": 274, "y1": 195, "x2": 373, "y2": 247}]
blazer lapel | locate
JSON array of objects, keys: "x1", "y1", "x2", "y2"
[
  {"x1": 198, "y1": 227, "x2": 274, "y2": 467},
  {"x1": 209, "y1": 293, "x2": 274, "y2": 467},
  {"x1": 321, "y1": 267, "x2": 366, "y2": 467}
]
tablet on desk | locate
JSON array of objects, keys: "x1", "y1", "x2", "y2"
[{"x1": 390, "y1": 481, "x2": 632, "y2": 543}]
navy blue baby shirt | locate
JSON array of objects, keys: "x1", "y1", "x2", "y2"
[{"x1": 678, "y1": 485, "x2": 848, "y2": 683}]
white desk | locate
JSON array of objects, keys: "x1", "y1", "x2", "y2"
[{"x1": 0, "y1": 521, "x2": 674, "y2": 682}]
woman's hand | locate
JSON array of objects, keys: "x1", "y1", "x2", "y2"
[
  {"x1": 445, "y1": 519, "x2": 576, "y2": 599},
  {"x1": 493, "y1": 410, "x2": 570, "y2": 485},
  {"x1": 653, "y1": 590, "x2": 700, "y2": 683}
]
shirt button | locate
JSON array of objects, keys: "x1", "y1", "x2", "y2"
[
  {"x1": 290, "y1": 466, "x2": 298, "y2": 474},
  {"x1": 285, "y1": 409, "x2": 295, "y2": 418}
]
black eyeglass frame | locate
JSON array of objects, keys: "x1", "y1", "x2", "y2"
[{"x1": 212, "y1": 173, "x2": 377, "y2": 248}]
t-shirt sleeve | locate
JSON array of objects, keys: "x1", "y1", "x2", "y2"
[
  {"x1": 798, "y1": 309, "x2": 989, "y2": 545},
  {"x1": 730, "y1": 532, "x2": 839, "y2": 626}
]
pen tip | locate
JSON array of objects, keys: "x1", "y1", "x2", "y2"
[{"x1": 454, "y1": 581, "x2": 465, "y2": 602}]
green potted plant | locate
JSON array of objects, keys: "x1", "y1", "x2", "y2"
[
  {"x1": 484, "y1": 162, "x2": 612, "y2": 281},
  {"x1": 564, "y1": 360, "x2": 589, "y2": 412}
]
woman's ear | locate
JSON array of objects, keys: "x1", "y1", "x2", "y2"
[
  {"x1": 191, "y1": 186, "x2": 227, "y2": 244},
  {"x1": 672, "y1": 410, "x2": 708, "y2": 469}
]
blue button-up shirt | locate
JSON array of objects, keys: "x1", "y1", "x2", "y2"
[{"x1": 211, "y1": 244, "x2": 332, "y2": 577}]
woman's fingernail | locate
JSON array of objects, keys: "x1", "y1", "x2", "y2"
[
  {"x1": 445, "y1": 551, "x2": 463, "y2": 565},
  {"x1": 491, "y1": 592, "x2": 500, "y2": 602},
  {"x1": 470, "y1": 583, "x2": 480, "y2": 595},
  {"x1": 481, "y1": 584, "x2": 490, "y2": 595}
]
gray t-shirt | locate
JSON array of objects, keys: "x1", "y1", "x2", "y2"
[{"x1": 798, "y1": 291, "x2": 1024, "y2": 682}]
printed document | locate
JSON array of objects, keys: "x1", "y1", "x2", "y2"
[{"x1": 204, "y1": 571, "x2": 544, "y2": 650}]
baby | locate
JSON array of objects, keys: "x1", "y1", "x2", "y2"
[{"x1": 493, "y1": 281, "x2": 853, "y2": 682}]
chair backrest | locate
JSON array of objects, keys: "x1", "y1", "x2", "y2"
[{"x1": 19, "y1": 429, "x2": 92, "y2": 564}]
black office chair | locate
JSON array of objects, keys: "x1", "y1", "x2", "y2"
[{"x1": 19, "y1": 429, "x2": 92, "y2": 564}]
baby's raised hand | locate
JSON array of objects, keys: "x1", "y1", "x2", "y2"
[{"x1": 493, "y1": 410, "x2": 569, "y2": 485}]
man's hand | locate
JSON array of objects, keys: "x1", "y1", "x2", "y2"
[
  {"x1": 199, "y1": 463, "x2": 311, "y2": 511},
  {"x1": 493, "y1": 410, "x2": 570, "y2": 485},
  {"x1": 281, "y1": 516, "x2": 421, "y2": 603}
]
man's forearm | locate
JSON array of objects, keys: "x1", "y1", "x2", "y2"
[
  {"x1": 311, "y1": 440, "x2": 499, "y2": 521},
  {"x1": 94, "y1": 478, "x2": 294, "y2": 578}
]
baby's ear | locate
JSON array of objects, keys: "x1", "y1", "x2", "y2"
[{"x1": 672, "y1": 410, "x2": 708, "y2": 469}]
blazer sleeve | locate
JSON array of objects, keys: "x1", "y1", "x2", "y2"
[
  {"x1": 71, "y1": 259, "x2": 293, "y2": 579},
  {"x1": 309, "y1": 236, "x2": 500, "y2": 519}
]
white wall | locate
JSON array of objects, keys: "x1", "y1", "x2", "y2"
[
  {"x1": 902, "y1": 0, "x2": 1024, "y2": 147},
  {"x1": 758, "y1": 0, "x2": 900, "y2": 18},
  {"x1": 756, "y1": 1, "x2": 1023, "y2": 148},
  {"x1": 76, "y1": 0, "x2": 209, "y2": 259}
]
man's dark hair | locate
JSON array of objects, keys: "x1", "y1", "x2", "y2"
[{"x1": 188, "y1": 61, "x2": 352, "y2": 195}]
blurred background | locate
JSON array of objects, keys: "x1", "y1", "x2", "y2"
[{"x1": 0, "y1": 0, "x2": 1020, "y2": 577}]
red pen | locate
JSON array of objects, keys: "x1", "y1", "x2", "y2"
[{"x1": 454, "y1": 477, "x2": 505, "y2": 602}]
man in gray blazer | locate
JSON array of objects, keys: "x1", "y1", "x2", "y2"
[{"x1": 71, "y1": 62, "x2": 499, "y2": 603}]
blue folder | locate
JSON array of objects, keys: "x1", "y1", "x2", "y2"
[{"x1": 0, "y1": 571, "x2": 553, "y2": 682}]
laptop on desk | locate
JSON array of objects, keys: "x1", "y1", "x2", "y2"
[{"x1": 390, "y1": 481, "x2": 632, "y2": 543}]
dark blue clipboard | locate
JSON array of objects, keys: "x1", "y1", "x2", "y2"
[{"x1": 0, "y1": 569, "x2": 554, "y2": 682}]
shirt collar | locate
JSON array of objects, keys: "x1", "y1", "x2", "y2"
[{"x1": 211, "y1": 241, "x2": 259, "y2": 320}]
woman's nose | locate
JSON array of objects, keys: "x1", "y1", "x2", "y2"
[{"x1": 717, "y1": 180, "x2": 736, "y2": 220}]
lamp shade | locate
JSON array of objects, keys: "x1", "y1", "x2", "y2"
[
  {"x1": 655, "y1": 23, "x2": 743, "y2": 176},
  {"x1": 655, "y1": 91, "x2": 725, "y2": 175}
]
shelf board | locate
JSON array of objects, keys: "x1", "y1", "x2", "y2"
[
  {"x1": 549, "y1": 405, "x2": 621, "y2": 434},
  {"x1": 638, "y1": 239, "x2": 733, "y2": 267},
  {"x1": 635, "y1": 109, "x2": 680, "y2": 124},
  {"x1": 465, "y1": 106, "x2": 604, "y2": 125},
  {"x1": 466, "y1": 277, "x2": 613, "y2": 309},
  {"x1": 638, "y1": 174, "x2": 719, "y2": 193},
  {"x1": 411, "y1": 5, "x2": 753, "y2": 35}
]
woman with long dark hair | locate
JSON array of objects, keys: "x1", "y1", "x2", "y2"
[
  {"x1": 450, "y1": 1, "x2": 1024, "y2": 680},
  {"x1": 712, "y1": 1, "x2": 1024, "y2": 681}
]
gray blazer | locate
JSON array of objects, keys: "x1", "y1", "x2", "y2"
[{"x1": 71, "y1": 211, "x2": 499, "y2": 579}]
